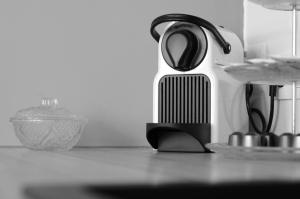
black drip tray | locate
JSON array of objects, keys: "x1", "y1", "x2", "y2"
[{"x1": 146, "y1": 123, "x2": 211, "y2": 152}]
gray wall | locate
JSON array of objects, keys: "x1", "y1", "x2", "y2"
[{"x1": 0, "y1": 0, "x2": 243, "y2": 146}]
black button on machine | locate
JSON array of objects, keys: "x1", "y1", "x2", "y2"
[{"x1": 161, "y1": 22, "x2": 208, "y2": 72}]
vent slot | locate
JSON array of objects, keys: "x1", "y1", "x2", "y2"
[{"x1": 158, "y1": 74, "x2": 210, "y2": 124}]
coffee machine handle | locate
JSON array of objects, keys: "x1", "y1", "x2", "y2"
[{"x1": 150, "y1": 13, "x2": 231, "y2": 54}]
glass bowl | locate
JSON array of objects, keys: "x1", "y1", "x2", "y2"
[{"x1": 10, "y1": 98, "x2": 88, "y2": 151}]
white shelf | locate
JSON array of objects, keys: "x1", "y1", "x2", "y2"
[
  {"x1": 222, "y1": 57, "x2": 300, "y2": 84},
  {"x1": 250, "y1": 0, "x2": 300, "y2": 10}
]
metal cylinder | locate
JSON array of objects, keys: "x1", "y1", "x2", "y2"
[
  {"x1": 242, "y1": 132, "x2": 261, "y2": 147},
  {"x1": 261, "y1": 133, "x2": 278, "y2": 147},
  {"x1": 293, "y1": 134, "x2": 300, "y2": 148},
  {"x1": 279, "y1": 133, "x2": 294, "y2": 148},
  {"x1": 228, "y1": 132, "x2": 243, "y2": 146}
]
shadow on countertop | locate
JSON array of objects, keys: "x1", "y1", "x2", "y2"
[{"x1": 24, "y1": 181, "x2": 300, "y2": 199}]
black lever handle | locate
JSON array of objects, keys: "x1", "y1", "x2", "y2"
[{"x1": 150, "y1": 13, "x2": 231, "y2": 54}]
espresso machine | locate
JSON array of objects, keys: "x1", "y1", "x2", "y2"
[
  {"x1": 146, "y1": 0, "x2": 300, "y2": 156},
  {"x1": 146, "y1": 14, "x2": 248, "y2": 152}
]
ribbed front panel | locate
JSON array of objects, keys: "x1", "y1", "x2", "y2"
[{"x1": 158, "y1": 75, "x2": 210, "y2": 124}]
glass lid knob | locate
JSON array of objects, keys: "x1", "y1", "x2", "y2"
[{"x1": 41, "y1": 98, "x2": 58, "y2": 108}]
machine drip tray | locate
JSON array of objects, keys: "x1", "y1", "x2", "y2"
[{"x1": 146, "y1": 123, "x2": 211, "y2": 152}]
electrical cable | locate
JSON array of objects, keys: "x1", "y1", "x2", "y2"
[
  {"x1": 266, "y1": 86, "x2": 277, "y2": 132},
  {"x1": 246, "y1": 84, "x2": 266, "y2": 134},
  {"x1": 266, "y1": 96, "x2": 275, "y2": 132},
  {"x1": 252, "y1": 108, "x2": 267, "y2": 133},
  {"x1": 245, "y1": 84, "x2": 278, "y2": 134}
]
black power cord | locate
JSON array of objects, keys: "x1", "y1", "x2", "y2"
[
  {"x1": 246, "y1": 84, "x2": 278, "y2": 134},
  {"x1": 266, "y1": 86, "x2": 277, "y2": 132},
  {"x1": 246, "y1": 84, "x2": 266, "y2": 134}
]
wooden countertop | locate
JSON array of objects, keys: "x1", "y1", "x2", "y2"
[{"x1": 2, "y1": 147, "x2": 300, "y2": 198}]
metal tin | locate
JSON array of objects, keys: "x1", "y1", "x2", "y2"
[
  {"x1": 242, "y1": 132, "x2": 261, "y2": 147},
  {"x1": 228, "y1": 132, "x2": 243, "y2": 146},
  {"x1": 278, "y1": 133, "x2": 294, "y2": 148}
]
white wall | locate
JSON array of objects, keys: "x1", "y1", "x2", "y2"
[
  {"x1": 0, "y1": 0, "x2": 243, "y2": 146},
  {"x1": 244, "y1": 0, "x2": 300, "y2": 134}
]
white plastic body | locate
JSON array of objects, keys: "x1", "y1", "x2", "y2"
[{"x1": 152, "y1": 23, "x2": 248, "y2": 143}]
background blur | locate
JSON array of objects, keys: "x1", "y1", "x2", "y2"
[{"x1": 0, "y1": 0, "x2": 243, "y2": 146}]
